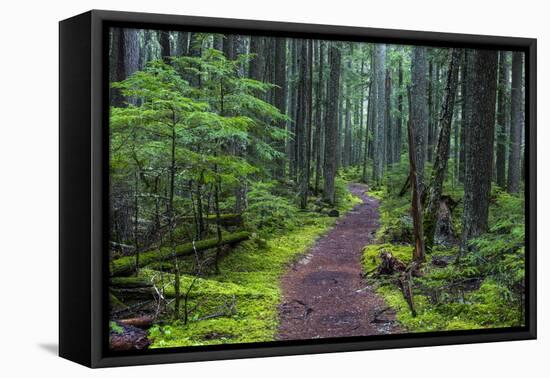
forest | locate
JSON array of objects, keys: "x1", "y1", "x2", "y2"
[{"x1": 107, "y1": 27, "x2": 526, "y2": 351}]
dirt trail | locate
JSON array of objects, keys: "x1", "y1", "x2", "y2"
[{"x1": 277, "y1": 183, "x2": 400, "y2": 340}]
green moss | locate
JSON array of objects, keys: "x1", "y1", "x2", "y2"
[
  {"x1": 110, "y1": 231, "x2": 250, "y2": 276},
  {"x1": 366, "y1": 188, "x2": 385, "y2": 200},
  {"x1": 146, "y1": 187, "x2": 361, "y2": 348},
  {"x1": 109, "y1": 321, "x2": 124, "y2": 334},
  {"x1": 360, "y1": 159, "x2": 524, "y2": 333},
  {"x1": 362, "y1": 243, "x2": 413, "y2": 272},
  {"x1": 363, "y1": 242, "x2": 524, "y2": 332}
]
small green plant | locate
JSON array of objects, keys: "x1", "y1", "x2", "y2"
[
  {"x1": 109, "y1": 321, "x2": 124, "y2": 335},
  {"x1": 243, "y1": 181, "x2": 300, "y2": 235}
]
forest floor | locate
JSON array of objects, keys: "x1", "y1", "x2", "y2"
[{"x1": 277, "y1": 183, "x2": 401, "y2": 340}]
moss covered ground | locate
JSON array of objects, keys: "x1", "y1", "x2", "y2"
[
  {"x1": 144, "y1": 178, "x2": 361, "y2": 347},
  {"x1": 362, "y1": 161, "x2": 525, "y2": 333}
]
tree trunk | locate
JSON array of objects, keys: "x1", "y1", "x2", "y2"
[
  {"x1": 249, "y1": 36, "x2": 265, "y2": 84},
  {"x1": 110, "y1": 28, "x2": 140, "y2": 107},
  {"x1": 314, "y1": 41, "x2": 325, "y2": 194},
  {"x1": 222, "y1": 34, "x2": 235, "y2": 60},
  {"x1": 175, "y1": 32, "x2": 189, "y2": 56},
  {"x1": 373, "y1": 44, "x2": 386, "y2": 186},
  {"x1": 274, "y1": 37, "x2": 287, "y2": 177},
  {"x1": 460, "y1": 49, "x2": 498, "y2": 253},
  {"x1": 459, "y1": 51, "x2": 473, "y2": 184},
  {"x1": 396, "y1": 54, "x2": 404, "y2": 163},
  {"x1": 427, "y1": 60, "x2": 434, "y2": 162},
  {"x1": 385, "y1": 66, "x2": 392, "y2": 166},
  {"x1": 407, "y1": 88, "x2": 426, "y2": 263},
  {"x1": 323, "y1": 42, "x2": 342, "y2": 205},
  {"x1": 362, "y1": 80, "x2": 373, "y2": 183},
  {"x1": 159, "y1": 31, "x2": 171, "y2": 63},
  {"x1": 424, "y1": 49, "x2": 461, "y2": 252},
  {"x1": 296, "y1": 40, "x2": 309, "y2": 209},
  {"x1": 410, "y1": 46, "x2": 429, "y2": 195},
  {"x1": 343, "y1": 50, "x2": 352, "y2": 168},
  {"x1": 507, "y1": 52, "x2": 523, "y2": 194},
  {"x1": 495, "y1": 51, "x2": 509, "y2": 188}
]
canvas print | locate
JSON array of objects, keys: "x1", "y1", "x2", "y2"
[{"x1": 107, "y1": 27, "x2": 526, "y2": 351}]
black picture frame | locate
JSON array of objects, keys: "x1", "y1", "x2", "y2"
[{"x1": 59, "y1": 9, "x2": 537, "y2": 368}]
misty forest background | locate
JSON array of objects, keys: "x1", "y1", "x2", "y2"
[{"x1": 107, "y1": 28, "x2": 526, "y2": 350}]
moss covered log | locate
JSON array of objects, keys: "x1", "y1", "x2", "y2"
[
  {"x1": 177, "y1": 214, "x2": 243, "y2": 226},
  {"x1": 110, "y1": 231, "x2": 251, "y2": 277},
  {"x1": 110, "y1": 277, "x2": 153, "y2": 288}
]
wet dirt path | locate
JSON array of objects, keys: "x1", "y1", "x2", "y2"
[{"x1": 277, "y1": 183, "x2": 400, "y2": 340}]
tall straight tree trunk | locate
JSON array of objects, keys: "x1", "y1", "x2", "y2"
[
  {"x1": 407, "y1": 88, "x2": 426, "y2": 263},
  {"x1": 396, "y1": 54, "x2": 404, "y2": 163},
  {"x1": 175, "y1": 32, "x2": 190, "y2": 56},
  {"x1": 213, "y1": 34, "x2": 223, "y2": 51},
  {"x1": 461, "y1": 49, "x2": 498, "y2": 253},
  {"x1": 495, "y1": 51, "x2": 509, "y2": 188},
  {"x1": 323, "y1": 42, "x2": 342, "y2": 205},
  {"x1": 159, "y1": 31, "x2": 171, "y2": 63},
  {"x1": 358, "y1": 57, "x2": 365, "y2": 167},
  {"x1": 453, "y1": 64, "x2": 463, "y2": 184},
  {"x1": 373, "y1": 44, "x2": 386, "y2": 186},
  {"x1": 433, "y1": 64, "x2": 441, "y2": 149},
  {"x1": 424, "y1": 49, "x2": 461, "y2": 252},
  {"x1": 274, "y1": 37, "x2": 287, "y2": 177},
  {"x1": 111, "y1": 28, "x2": 140, "y2": 107},
  {"x1": 427, "y1": 60, "x2": 434, "y2": 162},
  {"x1": 410, "y1": 46, "x2": 429, "y2": 195},
  {"x1": 343, "y1": 98, "x2": 352, "y2": 168},
  {"x1": 296, "y1": 40, "x2": 310, "y2": 209},
  {"x1": 288, "y1": 39, "x2": 298, "y2": 180},
  {"x1": 222, "y1": 34, "x2": 235, "y2": 60},
  {"x1": 314, "y1": 41, "x2": 325, "y2": 195},
  {"x1": 385, "y1": 67, "x2": 392, "y2": 166},
  {"x1": 459, "y1": 51, "x2": 473, "y2": 184},
  {"x1": 507, "y1": 52, "x2": 523, "y2": 194},
  {"x1": 302, "y1": 39, "x2": 314, "y2": 208},
  {"x1": 343, "y1": 50, "x2": 352, "y2": 168},
  {"x1": 362, "y1": 80, "x2": 373, "y2": 183},
  {"x1": 249, "y1": 36, "x2": 265, "y2": 84},
  {"x1": 337, "y1": 77, "x2": 344, "y2": 170}
]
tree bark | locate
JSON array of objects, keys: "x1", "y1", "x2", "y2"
[
  {"x1": 110, "y1": 28, "x2": 140, "y2": 107},
  {"x1": 159, "y1": 31, "x2": 171, "y2": 63},
  {"x1": 314, "y1": 41, "x2": 325, "y2": 194},
  {"x1": 274, "y1": 37, "x2": 287, "y2": 177},
  {"x1": 507, "y1": 52, "x2": 523, "y2": 194},
  {"x1": 373, "y1": 44, "x2": 386, "y2": 186},
  {"x1": 323, "y1": 42, "x2": 342, "y2": 205},
  {"x1": 407, "y1": 88, "x2": 426, "y2": 263},
  {"x1": 460, "y1": 49, "x2": 498, "y2": 253},
  {"x1": 396, "y1": 53, "x2": 404, "y2": 163},
  {"x1": 424, "y1": 49, "x2": 461, "y2": 252},
  {"x1": 495, "y1": 51, "x2": 509, "y2": 188},
  {"x1": 410, "y1": 46, "x2": 429, "y2": 195}
]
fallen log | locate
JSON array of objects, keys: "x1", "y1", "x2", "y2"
[
  {"x1": 110, "y1": 322, "x2": 151, "y2": 351},
  {"x1": 110, "y1": 276, "x2": 153, "y2": 288},
  {"x1": 118, "y1": 316, "x2": 154, "y2": 329},
  {"x1": 178, "y1": 213, "x2": 243, "y2": 227},
  {"x1": 111, "y1": 287, "x2": 157, "y2": 300},
  {"x1": 110, "y1": 231, "x2": 250, "y2": 276},
  {"x1": 109, "y1": 293, "x2": 128, "y2": 312}
]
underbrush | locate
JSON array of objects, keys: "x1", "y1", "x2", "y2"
[
  {"x1": 362, "y1": 162, "x2": 525, "y2": 333},
  {"x1": 146, "y1": 178, "x2": 360, "y2": 347}
]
